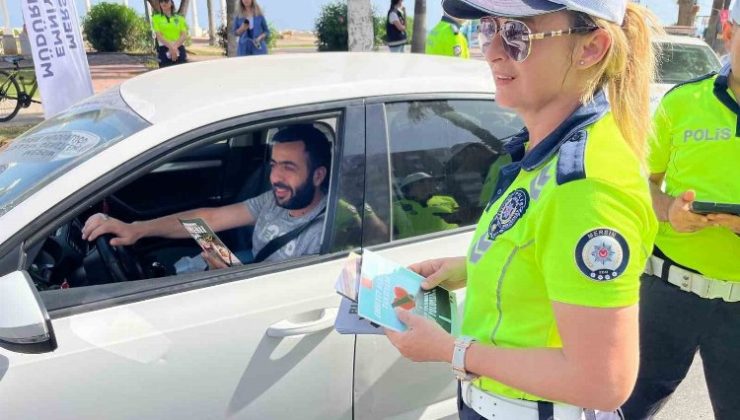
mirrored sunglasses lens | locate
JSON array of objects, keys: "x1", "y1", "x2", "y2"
[
  {"x1": 502, "y1": 21, "x2": 530, "y2": 62},
  {"x1": 479, "y1": 19, "x2": 497, "y2": 49}
]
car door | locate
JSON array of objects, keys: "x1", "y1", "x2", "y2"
[
  {"x1": 353, "y1": 97, "x2": 522, "y2": 419},
  {"x1": 0, "y1": 103, "x2": 365, "y2": 420}
]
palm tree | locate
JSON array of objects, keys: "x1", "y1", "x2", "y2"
[
  {"x1": 206, "y1": 0, "x2": 216, "y2": 46},
  {"x1": 411, "y1": 0, "x2": 426, "y2": 53},
  {"x1": 676, "y1": 0, "x2": 697, "y2": 26},
  {"x1": 348, "y1": 0, "x2": 374, "y2": 51},
  {"x1": 226, "y1": 0, "x2": 236, "y2": 56}
]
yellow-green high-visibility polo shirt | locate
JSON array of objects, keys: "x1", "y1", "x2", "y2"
[
  {"x1": 152, "y1": 13, "x2": 187, "y2": 43},
  {"x1": 649, "y1": 65, "x2": 740, "y2": 281},
  {"x1": 393, "y1": 195, "x2": 459, "y2": 239},
  {"x1": 463, "y1": 91, "x2": 658, "y2": 401},
  {"x1": 426, "y1": 16, "x2": 470, "y2": 58}
]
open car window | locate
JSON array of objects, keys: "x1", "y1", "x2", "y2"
[{"x1": 28, "y1": 111, "x2": 346, "y2": 314}]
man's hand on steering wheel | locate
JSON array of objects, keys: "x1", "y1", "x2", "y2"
[{"x1": 82, "y1": 213, "x2": 141, "y2": 245}]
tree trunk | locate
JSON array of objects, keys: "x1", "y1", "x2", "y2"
[
  {"x1": 143, "y1": 0, "x2": 154, "y2": 50},
  {"x1": 146, "y1": 0, "x2": 160, "y2": 14},
  {"x1": 226, "y1": 0, "x2": 236, "y2": 56},
  {"x1": 704, "y1": 0, "x2": 729, "y2": 51},
  {"x1": 178, "y1": 0, "x2": 191, "y2": 17},
  {"x1": 411, "y1": 0, "x2": 426, "y2": 53},
  {"x1": 206, "y1": 0, "x2": 216, "y2": 45},
  {"x1": 143, "y1": 0, "x2": 152, "y2": 26},
  {"x1": 348, "y1": 0, "x2": 374, "y2": 51},
  {"x1": 676, "y1": 0, "x2": 694, "y2": 26}
]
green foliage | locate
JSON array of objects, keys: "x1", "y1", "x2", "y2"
[
  {"x1": 315, "y1": 1, "x2": 348, "y2": 51},
  {"x1": 373, "y1": 14, "x2": 412, "y2": 50},
  {"x1": 83, "y1": 2, "x2": 153, "y2": 52},
  {"x1": 405, "y1": 16, "x2": 414, "y2": 44},
  {"x1": 217, "y1": 23, "x2": 228, "y2": 56},
  {"x1": 267, "y1": 22, "x2": 279, "y2": 50},
  {"x1": 316, "y1": 1, "x2": 406, "y2": 51}
]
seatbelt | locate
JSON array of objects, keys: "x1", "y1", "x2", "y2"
[{"x1": 253, "y1": 208, "x2": 326, "y2": 263}]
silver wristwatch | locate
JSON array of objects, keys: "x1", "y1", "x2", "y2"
[{"x1": 452, "y1": 336, "x2": 478, "y2": 381}]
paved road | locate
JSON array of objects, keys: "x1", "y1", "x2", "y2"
[{"x1": 656, "y1": 355, "x2": 713, "y2": 419}]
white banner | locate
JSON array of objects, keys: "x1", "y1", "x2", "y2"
[{"x1": 21, "y1": 0, "x2": 94, "y2": 118}]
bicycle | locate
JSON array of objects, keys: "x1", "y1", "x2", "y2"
[{"x1": 0, "y1": 55, "x2": 41, "y2": 122}]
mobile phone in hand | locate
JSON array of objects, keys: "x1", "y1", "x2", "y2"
[{"x1": 690, "y1": 201, "x2": 740, "y2": 216}]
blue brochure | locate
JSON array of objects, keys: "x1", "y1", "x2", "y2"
[{"x1": 356, "y1": 250, "x2": 456, "y2": 333}]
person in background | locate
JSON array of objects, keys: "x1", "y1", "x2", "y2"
[
  {"x1": 152, "y1": 0, "x2": 188, "y2": 68},
  {"x1": 386, "y1": 0, "x2": 408, "y2": 53},
  {"x1": 233, "y1": 0, "x2": 270, "y2": 56},
  {"x1": 385, "y1": 0, "x2": 661, "y2": 419},
  {"x1": 426, "y1": 13, "x2": 470, "y2": 58},
  {"x1": 620, "y1": 2, "x2": 740, "y2": 420},
  {"x1": 393, "y1": 172, "x2": 460, "y2": 239}
]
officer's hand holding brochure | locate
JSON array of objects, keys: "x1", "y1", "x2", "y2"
[
  {"x1": 333, "y1": 250, "x2": 462, "y2": 335},
  {"x1": 179, "y1": 218, "x2": 242, "y2": 267}
]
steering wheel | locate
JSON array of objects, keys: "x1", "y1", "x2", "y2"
[{"x1": 95, "y1": 234, "x2": 145, "y2": 282}]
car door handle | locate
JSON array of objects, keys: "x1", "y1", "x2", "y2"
[{"x1": 266, "y1": 307, "x2": 339, "y2": 338}]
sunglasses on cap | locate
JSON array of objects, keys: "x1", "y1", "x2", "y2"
[{"x1": 478, "y1": 17, "x2": 597, "y2": 62}]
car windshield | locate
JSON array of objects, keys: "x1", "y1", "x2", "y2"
[
  {"x1": 0, "y1": 88, "x2": 149, "y2": 217},
  {"x1": 656, "y1": 42, "x2": 721, "y2": 84}
]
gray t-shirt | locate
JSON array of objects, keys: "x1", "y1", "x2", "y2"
[{"x1": 244, "y1": 191, "x2": 326, "y2": 263}]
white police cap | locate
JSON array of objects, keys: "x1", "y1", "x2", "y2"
[{"x1": 441, "y1": 0, "x2": 627, "y2": 25}]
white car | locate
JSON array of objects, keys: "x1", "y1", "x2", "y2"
[
  {"x1": 0, "y1": 53, "x2": 522, "y2": 419},
  {"x1": 651, "y1": 35, "x2": 722, "y2": 112}
]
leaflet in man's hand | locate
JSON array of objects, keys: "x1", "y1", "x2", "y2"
[
  {"x1": 333, "y1": 249, "x2": 458, "y2": 334},
  {"x1": 179, "y1": 218, "x2": 242, "y2": 267}
]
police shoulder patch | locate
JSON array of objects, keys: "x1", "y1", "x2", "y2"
[
  {"x1": 488, "y1": 188, "x2": 529, "y2": 240},
  {"x1": 575, "y1": 228, "x2": 630, "y2": 282},
  {"x1": 453, "y1": 45, "x2": 462, "y2": 56}
]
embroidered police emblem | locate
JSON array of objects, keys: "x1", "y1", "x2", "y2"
[
  {"x1": 575, "y1": 228, "x2": 630, "y2": 281},
  {"x1": 453, "y1": 45, "x2": 462, "y2": 56},
  {"x1": 488, "y1": 188, "x2": 529, "y2": 240}
]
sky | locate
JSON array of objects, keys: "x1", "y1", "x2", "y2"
[{"x1": 3, "y1": 0, "x2": 721, "y2": 33}]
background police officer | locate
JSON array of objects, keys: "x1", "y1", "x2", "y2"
[
  {"x1": 393, "y1": 172, "x2": 459, "y2": 239},
  {"x1": 621, "y1": 3, "x2": 740, "y2": 420},
  {"x1": 426, "y1": 13, "x2": 470, "y2": 58},
  {"x1": 386, "y1": 0, "x2": 408, "y2": 53}
]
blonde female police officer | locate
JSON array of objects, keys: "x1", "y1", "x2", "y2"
[
  {"x1": 621, "y1": 2, "x2": 740, "y2": 419},
  {"x1": 385, "y1": 0, "x2": 659, "y2": 419}
]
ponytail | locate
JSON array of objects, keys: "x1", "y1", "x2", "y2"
[{"x1": 579, "y1": 4, "x2": 662, "y2": 163}]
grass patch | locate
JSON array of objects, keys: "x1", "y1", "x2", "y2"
[
  {"x1": 187, "y1": 45, "x2": 223, "y2": 56},
  {"x1": 0, "y1": 124, "x2": 34, "y2": 146}
]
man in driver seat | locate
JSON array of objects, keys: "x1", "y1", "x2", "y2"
[{"x1": 82, "y1": 124, "x2": 330, "y2": 269}]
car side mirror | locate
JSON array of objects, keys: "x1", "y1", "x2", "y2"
[{"x1": 0, "y1": 271, "x2": 57, "y2": 354}]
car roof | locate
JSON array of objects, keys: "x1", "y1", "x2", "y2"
[
  {"x1": 120, "y1": 52, "x2": 495, "y2": 125},
  {"x1": 653, "y1": 34, "x2": 714, "y2": 47}
]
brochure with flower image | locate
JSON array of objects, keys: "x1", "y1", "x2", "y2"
[
  {"x1": 179, "y1": 218, "x2": 242, "y2": 267},
  {"x1": 332, "y1": 249, "x2": 459, "y2": 334}
]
